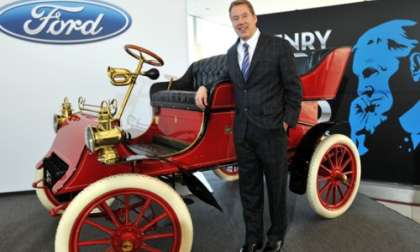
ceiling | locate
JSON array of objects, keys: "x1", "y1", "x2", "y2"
[{"x1": 187, "y1": 0, "x2": 373, "y2": 25}]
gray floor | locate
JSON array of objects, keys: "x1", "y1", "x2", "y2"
[{"x1": 1, "y1": 172, "x2": 420, "y2": 252}]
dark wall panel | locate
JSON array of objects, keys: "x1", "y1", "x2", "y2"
[{"x1": 258, "y1": 0, "x2": 420, "y2": 184}]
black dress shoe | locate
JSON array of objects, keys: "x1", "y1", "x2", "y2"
[
  {"x1": 262, "y1": 240, "x2": 283, "y2": 252},
  {"x1": 239, "y1": 241, "x2": 263, "y2": 252}
]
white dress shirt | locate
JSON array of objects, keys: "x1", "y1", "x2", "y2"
[{"x1": 237, "y1": 29, "x2": 261, "y2": 70}]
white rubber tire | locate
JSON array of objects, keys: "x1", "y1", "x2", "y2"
[
  {"x1": 306, "y1": 134, "x2": 361, "y2": 219},
  {"x1": 55, "y1": 174, "x2": 193, "y2": 252},
  {"x1": 35, "y1": 168, "x2": 58, "y2": 211},
  {"x1": 213, "y1": 165, "x2": 239, "y2": 182}
]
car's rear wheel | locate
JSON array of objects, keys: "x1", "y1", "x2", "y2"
[
  {"x1": 213, "y1": 164, "x2": 239, "y2": 181},
  {"x1": 55, "y1": 174, "x2": 193, "y2": 252},
  {"x1": 306, "y1": 134, "x2": 361, "y2": 218}
]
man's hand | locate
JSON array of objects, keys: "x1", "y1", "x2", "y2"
[
  {"x1": 195, "y1": 86, "x2": 208, "y2": 110},
  {"x1": 283, "y1": 122, "x2": 288, "y2": 132}
]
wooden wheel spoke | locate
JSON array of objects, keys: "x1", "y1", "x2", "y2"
[
  {"x1": 84, "y1": 219, "x2": 114, "y2": 235},
  {"x1": 325, "y1": 183, "x2": 333, "y2": 202},
  {"x1": 337, "y1": 184, "x2": 345, "y2": 200},
  {"x1": 124, "y1": 194, "x2": 130, "y2": 224},
  {"x1": 141, "y1": 212, "x2": 168, "y2": 232},
  {"x1": 320, "y1": 164, "x2": 332, "y2": 173},
  {"x1": 319, "y1": 181, "x2": 332, "y2": 195},
  {"x1": 338, "y1": 148, "x2": 346, "y2": 167},
  {"x1": 143, "y1": 232, "x2": 175, "y2": 241},
  {"x1": 134, "y1": 198, "x2": 151, "y2": 227},
  {"x1": 99, "y1": 202, "x2": 121, "y2": 227},
  {"x1": 317, "y1": 176, "x2": 329, "y2": 183},
  {"x1": 332, "y1": 184, "x2": 337, "y2": 205},
  {"x1": 141, "y1": 242, "x2": 161, "y2": 252},
  {"x1": 78, "y1": 238, "x2": 112, "y2": 247},
  {"x1": 327, "y1": 153, "x2": 335, "y2": 170},
  {"x1": 334, "y1": 148, "x2": 339, "y2": 166},
  {"x1": 341, "y1": 158, "x2": 352, "y2": 171},
  {"x1": 118, "y1": 199, "x2": 145, "y2": 214}
]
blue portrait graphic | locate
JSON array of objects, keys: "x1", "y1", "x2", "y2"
[{"x1": 349, "y1": 19, "x2": 420, "y2": 155}]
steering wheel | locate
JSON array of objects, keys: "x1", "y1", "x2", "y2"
[{"x1": 124, "y1": 44, "x2": 164, "y2": 66}]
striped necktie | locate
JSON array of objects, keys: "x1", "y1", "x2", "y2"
[{"x1": 241, "y1": 43, "x2": 250, "y2": 80}]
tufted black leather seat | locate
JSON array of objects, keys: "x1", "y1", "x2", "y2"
[
  {"x1": 295, "y1": 49, "x2": 331, "y2": 76},
  {"x1": 150, "y1": 49, "x2": 332, "y2": 110},
  {"x1": 150, "y1": 55, "x2": 228, "y2": 111},
  {"x1": 150, "y1": 90, "x2": 197, "y2": 110}
]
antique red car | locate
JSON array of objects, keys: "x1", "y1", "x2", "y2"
[{"x1": 33, "y1": 44, "x2": 360, "y2": 252}]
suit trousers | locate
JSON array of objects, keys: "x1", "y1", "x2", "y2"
[{"x1": 234, "y1": 119, "x2": 288, "y2": 243}]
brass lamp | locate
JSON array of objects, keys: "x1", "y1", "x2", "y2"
[
  {"x1": 84, "y1": 101, "x2": 128, "y2": 164},
  {"x1": 53, "y1": 97, "x2": 72, "y2": 132}
]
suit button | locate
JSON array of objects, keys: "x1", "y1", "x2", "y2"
[
  {"x1": 244, "y1": 89, "x2": 247, "y2": 93},
  {"x1": 244, "y1": 108, "x2": 248, "y2": 112}
]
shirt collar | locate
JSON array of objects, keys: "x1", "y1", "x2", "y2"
[{"x1": 239, "y1": 28, "x2": 260, "y2": 49}]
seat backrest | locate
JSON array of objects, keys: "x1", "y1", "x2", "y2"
[
  {"x1": 150, "y1": 55, "x2": 228, "y2": 97},
  {"x1": 150, "y1": 54, "x2": 230, "y2": 111},
  {"x1": 191, "y1": 54, "x2": 228, "y2": 90},
  {"x1": 299, "y1": 47, "x2": 352, "y2": 100}
]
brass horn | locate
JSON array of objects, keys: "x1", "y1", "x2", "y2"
[{"x1": 107, "y1": 66, "x2": 136, "y2": 86}]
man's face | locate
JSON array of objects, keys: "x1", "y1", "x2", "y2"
[
  {"x1": 353, "y1": 39, "x2": 400, "y2": 99},
  {"x1": 349, "y1": 20, "x2": 420, "y2": 155},
  {"x1": 230, "y1": 4, "x2": 257, "y2": 41},
  {"x1": 350, "y1": 37, "x2": 400, "y2": 154}
]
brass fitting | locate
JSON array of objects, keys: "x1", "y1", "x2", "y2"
[
  {"x1": 61, "y1": 97, "x2": 72, "y2": 117},
  {"x1": 98, "y1": 146, "x2": 120, "y2": 165},
  {"x1": 53, "y1": 97, "x2": 73, "y2": 132}
]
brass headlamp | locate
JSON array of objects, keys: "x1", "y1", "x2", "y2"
[
  {"x1": 84, "y1": 101, "x2": 129, "y2": 164},
  {"x1": 53, "y1": 97, "x2": 72, "y2": 132}
]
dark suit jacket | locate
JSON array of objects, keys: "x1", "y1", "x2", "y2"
[{"x1": 226, "y1": 33, "x2": 302, "y2": 138}]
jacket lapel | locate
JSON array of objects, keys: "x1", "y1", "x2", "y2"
[
  {"x1": 229, "y1": 39, "x2": 246, "y2": 86},
  {"x1": 246, "y1": 34, "x2": 267, "y2": 84}
]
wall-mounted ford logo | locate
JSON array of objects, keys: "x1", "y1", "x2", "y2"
[{"x1": 0, "y1": 0, "x2": 131, "y2": 44}]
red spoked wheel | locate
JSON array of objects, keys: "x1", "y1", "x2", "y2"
[
  {"x1": 55, "y1": 174, "x2": 193, "y2": 252},
  {"x1": 213, "y1": 164, "x2": 239, "y2": 182},
  {"x1": 306, "y1": 134, "x2": 361, "y2": 218}
]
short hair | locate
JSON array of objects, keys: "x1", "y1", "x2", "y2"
[
  {"x1": 229, "y1": 0, "x2": 255, "y2": 16},
  {"x1": 353, "y1": 20, "x2": 418, "y2": 58}
]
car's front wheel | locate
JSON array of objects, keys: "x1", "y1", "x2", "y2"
[{"x1": 55, "y1": 174, "x2": 193, "y2": 252}]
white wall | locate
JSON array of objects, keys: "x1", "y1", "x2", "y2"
[
  {"x1": 188, "y1": 0, "x2": 373, "y2": 26},
  {"x1": 188, "y1": 16, "x2": 236, "y2": 62},
  {"x1": 187, "y1": 0, "x2": 372, "y2": 61},
  {"x1": 0, "y1": 0, "x2": 189, "y2": 193}
]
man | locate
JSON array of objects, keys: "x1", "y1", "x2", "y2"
[
  {"x1": 195, "y1": 1, "x2": 302, "y2": 251},
  {"x1": 349, "y1": 19, "x2": 419, "y2": 182},
  {"x1": 350, "y1": 19, "x2": 419, "y2": 156}
]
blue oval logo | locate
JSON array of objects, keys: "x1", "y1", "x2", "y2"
[{"x1": 0, "y1": 0, "x2": 132, "y2": 44}]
